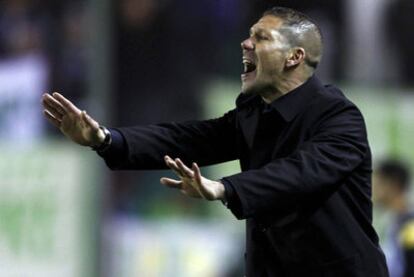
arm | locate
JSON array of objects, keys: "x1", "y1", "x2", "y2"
[
  {"x1": 223, "y1": 101, "x2": 369, "y2": 219},
  {"x1": 42, "y1": 92, "x2": 238, "y2": 170},
  {"x1": 108, "y1": 110, "x2": 238, "y2": 170}
]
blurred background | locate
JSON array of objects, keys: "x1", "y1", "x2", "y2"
[{"x1": 0, "y1": 0, "x2": 413, "y2": 276}]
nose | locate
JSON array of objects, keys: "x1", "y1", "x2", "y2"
[{"x1": 241, "y1": 38, "x2": 255, "y2": 51}]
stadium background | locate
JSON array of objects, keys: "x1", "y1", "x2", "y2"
[{"x1": 0, "y1": 0, "x2": 413, "y2": 276}]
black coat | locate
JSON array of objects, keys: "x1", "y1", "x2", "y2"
[{"x1": 104, "y1": 76, "x2": 389, "y2": 277}]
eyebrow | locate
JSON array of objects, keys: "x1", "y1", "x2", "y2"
[{"x1": 250, "y1": 27, "x2": 271, "y2": 36}]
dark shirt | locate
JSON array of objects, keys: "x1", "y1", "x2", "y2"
[{"x1": 98, "y1": 76, "x2": 389, "y2": 277}]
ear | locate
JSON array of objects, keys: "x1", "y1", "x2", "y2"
[{"x1": 285, "y1": 47, "x2": 306, "y2": 68}]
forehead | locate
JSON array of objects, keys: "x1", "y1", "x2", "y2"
[{"x1": 251, "y1": 15, "x2": 284, "y2": 33}]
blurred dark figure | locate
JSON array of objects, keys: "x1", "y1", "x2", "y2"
[
  {"x1": 114, "y1": 0, "x2": 203, "y2": 126},
  {"x1": 386, "y1": 0, "x2": 414, "y2": 86},
  {"x1": 50, "y1": 2, "x2": 88, "y2": 107},
  {"x1": 373, "y1": 159, "x2": 414, "y2": 277},
  {"x1": 0, "y1": 0, "x2": 89, "y2": 102}
]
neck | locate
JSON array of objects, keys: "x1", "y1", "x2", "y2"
[{"x1": 260, "y1": 74, "x2": 310, "y2": 104}]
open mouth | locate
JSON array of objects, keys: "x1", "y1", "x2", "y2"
[{"x1": 242, "y1": 59, "x2": 257, "y2": 74}]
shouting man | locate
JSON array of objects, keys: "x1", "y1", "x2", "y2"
[{"x1": 42, "y1": 7, "x2": 388, "y2": 277}]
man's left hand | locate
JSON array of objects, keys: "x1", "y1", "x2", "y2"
[{"x1": 161, "y1": 155, "x2": 225, "y2": 201}]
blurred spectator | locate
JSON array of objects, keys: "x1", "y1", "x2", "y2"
[
  {"x1": 386, "y1": 0, "x2": 414, "y2": 86},
  {"x1": 0, "y1": 0, "x2": 89, "y2": 141},
  {"x1": 373, "y1": 159, "x2": 414, "y2": 277},
  {"x1": 114, "y1": 0, "x2": 201, "y2": 126},
  {"x1": 51, "y1": 2, "x2": 89, "y2": 107},
  {"x1": 0, "y1": 0, "x2": 48, "y2": 142}
]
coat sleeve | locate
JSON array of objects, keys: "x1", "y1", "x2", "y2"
[
  {"x1": 102, "y1": 110, "x2": 238, "y2": 170},
  {"x1": 222, "y1": 100, "x2": 370, "y2": 219}
]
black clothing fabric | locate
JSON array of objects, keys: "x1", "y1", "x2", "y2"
[
  {"x1": 101, "y1": 128, "x2": 127, "y2": 160},
  {"x1": 100, "y1": 76, "x2": 388, "y2": 277},
  {"x1": 222, "y1": 103, "x2": 283, "y2": 224}
]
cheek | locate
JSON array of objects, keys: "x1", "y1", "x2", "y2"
[
  {"x1": 257, "y1": 50, "x2": 285, "y2": 73},
  {"x1": 260, "y1": 56, "x2": 283, "y2": 76}
]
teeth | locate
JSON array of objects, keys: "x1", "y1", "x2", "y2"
[
  {"x1": 242, "y1": 59, "x2": 256, "y2": 73},
  {"x1": 244, "y1": 63, "x2": 248, "y2": 73}
]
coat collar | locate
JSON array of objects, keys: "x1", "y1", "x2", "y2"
[
  {"x1": 235, "y1": 75, "x2": 324, "y2": 148},
  {"x1": 236, "y1": 75, "x2": 324, "y2": 122},
  {"x1": 268, "y1": 75, "x2": 323, "y2": 122}
]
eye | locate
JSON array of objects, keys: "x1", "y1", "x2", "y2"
[{"x1": 255, "y1": 33, "x2": 269, "y2": 41}]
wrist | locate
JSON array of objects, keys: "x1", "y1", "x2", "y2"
[
  {"x1": 217, "y1": 180, "x2": 227, "y2": 202},
  {"x1": 91, "y1": 126, "x2": 112, "y2": 152},
  {"x1": 94, "y1": 128, "x2": 106, "y2": 146}
]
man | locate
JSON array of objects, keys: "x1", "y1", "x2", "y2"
[
  {"x1": 42, "y1": 7, "x2": 388, "y2": 277},
  {"x1": 373, "y1": 159, "x2": 414, "y2": 277}
]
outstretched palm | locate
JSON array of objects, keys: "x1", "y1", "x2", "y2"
[{"x1": 42, "y1": 92, "x2": 104, "y2": 147}]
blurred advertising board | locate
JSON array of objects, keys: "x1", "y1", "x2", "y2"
[
  {"x1": 103, "y1": 217, "x2": 244, "y2": 277},
  {"x1": 0, "y1": 142, "x2": 98, "y2": 277}
]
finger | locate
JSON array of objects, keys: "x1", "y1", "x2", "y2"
[
  {"x1": 43, "y1": 109, "x2": 61, "y2": 128},
  {"x1": 160, "y1": 177, "x2": 182, "y2": 189},
  {"x1": 81, "y1": 111, "x2": 99, "y2": 131},
  {"x1": 164, "y1": 156, "x2": 180, "y2": 172},
  {"x1": 192, "y1": 163, "x2": 214, "y2": 200},
  {"x1": 164, "y1": 156, "x2": 184, "y2": 177},
  {"x1": 43, "y1": 100, "x2": 64, "y2": 120},
  {"x1": 52, "y1": 92, "x2": 80, "y2": 114},
  {"x1": 192, "y1": 163, "x2": 203, "y2": 186},
  {"x1": 175, "y1": 158, "x2": 194, "y2": 178},
  {"x1": 42, "y1": 93, "x2": 67, "y2": 115},
  {"x1": 191, "y1": 162, "x2": 207, "y2": 199}
]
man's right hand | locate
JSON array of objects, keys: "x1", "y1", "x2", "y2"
[{"x1": 41, "y1": 92, "x2": 105, "y2": 147}]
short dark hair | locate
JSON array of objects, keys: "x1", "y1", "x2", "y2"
[
  {"x1": 376, "y1": 159, "x2": 411, "y2": 191},
  {"x1": 263, "y1": 7, "x2": 323, "y2": 69}
]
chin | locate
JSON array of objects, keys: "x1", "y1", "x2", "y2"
[
  {"x1": 241, "y1": 86, "x2": 254, "y2": 95},
  {"x1": 241, "y1": 85, "x2": 251, "y2": 94},
  {"x1": 241, "y1": 79, "x2": 257, "y2": 94},
  {"x1": 241, "y1": 80, "x2": 264, "y2": 95}
]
